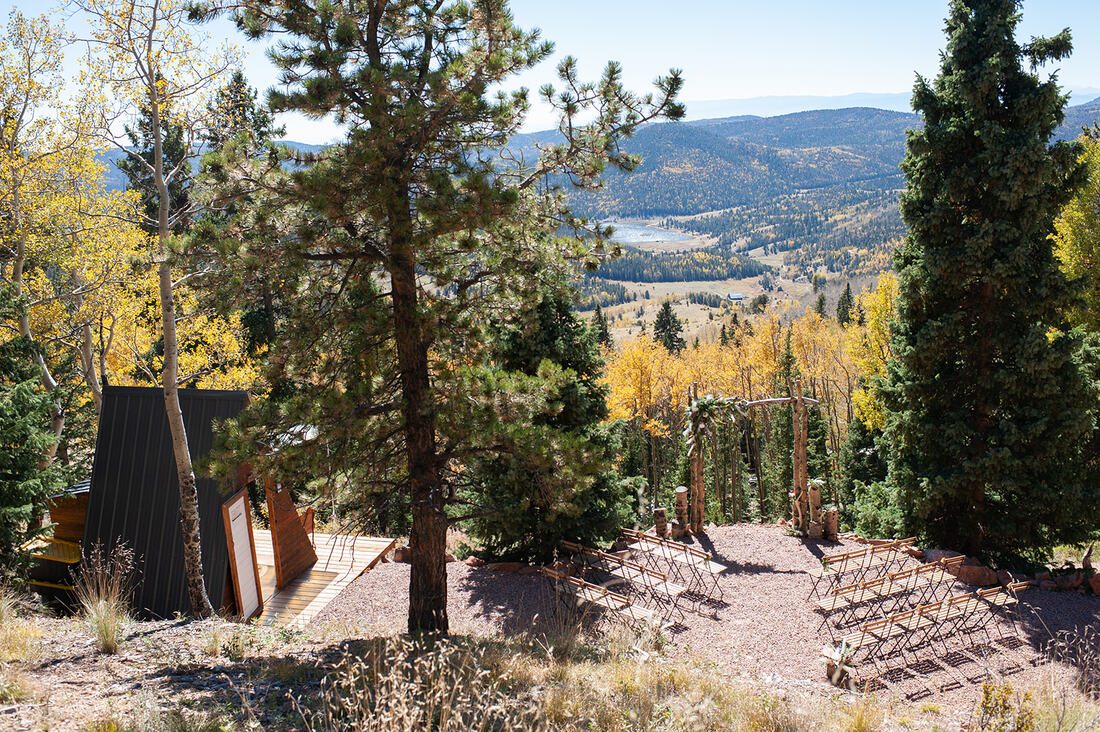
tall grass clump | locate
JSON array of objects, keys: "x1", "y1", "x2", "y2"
[
  {"x1": 295, "y1": 637, "x2": 546, "y2": 732},
  {"x1": 73, "y1": 543, "x2": 136, "y2": 655},
  {"x1": 1047, "y1": 626, "x2": 1100, "y2": 699},
  {"x1": 0, "y1": 585, "x2": 41, "y2": 664}
]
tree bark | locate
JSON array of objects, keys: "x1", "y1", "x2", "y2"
[
  {"x1": 389, "y1": 203, "x2": 448, "y2": 637},
  {"x1": 152, "y1": 95, "x2": 213, "y2": 619}
]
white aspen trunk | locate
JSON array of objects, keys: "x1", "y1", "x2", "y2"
[{"x1": 151, "y1": 94, "x2": 213, "y2": 618}]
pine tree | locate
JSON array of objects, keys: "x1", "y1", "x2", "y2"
[
  {"x1": 719, "y1": 323, "x2": 729, "y2": 346},
  {"x1": 590, "y1": 305, "x2": 612, "y2": 348},
  {"x1": 815, "y1": 292, "x2": 827, "y2": 317},
  {"x1": 883, "y1": 0, "x2": 1099, "y2": 558},
  {"x1": 201, "y1": 0, "x2": 682, "y2": 634},
  {"x1": 653, "y1": 301, "x2": 686, "y2": 354},
  {"x1": 836, "y1": 283, "x2": 854, "y2": 325}
]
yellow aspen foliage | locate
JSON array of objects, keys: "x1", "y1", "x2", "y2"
[
  {"x1": 846, "y1": 272, "x2": 899, "y2": 429},
  {"x1": 1052, "y1": 134, "x2": 1100, "y2": 331}
]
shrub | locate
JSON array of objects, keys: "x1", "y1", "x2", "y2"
[
  {"x1": 73, "y1": 543, "x2": 136, "y2": 655},
  {"x1": 0, "y1": 586, "x2": 41, "y2": 663}
]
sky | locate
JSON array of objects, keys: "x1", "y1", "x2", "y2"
[{"x1": 8, "y1": 0, "x2": 1100, "y2": 143}]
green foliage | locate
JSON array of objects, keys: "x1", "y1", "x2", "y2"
[
  {"x1": 591, "y1": 246, "x2": 770, "y2": 283},
  {"x1": 836, "y1": 283, "x2": 854, "y2": 325},
  {"x1": 837, "y1": 415, "x2": 887, "y2": 529},
  {"x1": 0, "y1": 326, "x2": 63, "y2": 583},
  {"x1": 114, "y1": 86, "x2": 192, "y2": 235},
  {"x1": 653, "y1": 301, "x2": 685, "y2": 354},
  {"x1": 590, "y1": 305, "x2": 612, "y2": 348},
  {"x1": 462, "y1": 293, "x2": 632, "y2": 563},
  {"x1": 883, "y1": 0, "x2": 1100, "y2": 558}
]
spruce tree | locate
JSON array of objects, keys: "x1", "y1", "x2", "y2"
[
  {"x1": 883, "y1": 0, "x2": 1099, "y2": 558},
  {"x1": 590, "y1": 304, "x2": 612, "y2": 348},
  {"x1": 653, "y1": 301, "x2": 686, "y2": 354},
  {"x1": 0, "y1": 298, "x2": 63, "y2": 582},
  {"x1": 815, "y1": 292, "x2": 827, "y2": 317},
  {"x1": 836, "y1": 283, "x2": 854, "y2": 325},
  {"x1": 464, "y1": 292, "x2": 632, "y2": 562}
]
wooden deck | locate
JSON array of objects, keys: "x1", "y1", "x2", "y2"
[{"x1": 252, "y1": 529, "x2": 395, "y2": 628}]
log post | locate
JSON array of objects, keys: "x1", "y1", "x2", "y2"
[
  {"x1": 689, "y1": 384, "x2": 707, "y2": 534},
  {"x1": 673, "y1": 485, "x2": 689, "y2": 538},
  {"x1": 653, "y1": 508, "x2": 668, "y2": 539}
]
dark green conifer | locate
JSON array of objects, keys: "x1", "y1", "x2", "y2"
[
  {"x1": 653, "y1": 301, "x2": 686, "y2": 354},
  {"x1": 836, "y1": 283, "x2": 854, "y2": 325},
  {"x1": 883, "y1": 0, "x2": 1099, "y2": 558},
  {"x1": 590, "y1": 305, "x2": 613, "y2": 348}
]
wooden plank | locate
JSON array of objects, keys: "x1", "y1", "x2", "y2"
[{"x1": 252, "y1": 530, "x2": 394, "y2": 628}]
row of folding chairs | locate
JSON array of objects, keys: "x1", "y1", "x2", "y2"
[
  {"x1": 828, "y1": 581, "x2": 1032, "y2": 678},
  {"x1": 620, "y1": 528, "x2": 728, "y2": 604},
  {"x1": 538, "y1": 567, "x2": 660, "y2": 631},
  {"x1": 815, "y1": 555, "x2": 966, "y2": 637},
  {"x1": 560, "y1": 540, "x2": 687, "y2": 623},
  {"x1": 808, "y1": 538, "x2": 916, "y2": 599}
]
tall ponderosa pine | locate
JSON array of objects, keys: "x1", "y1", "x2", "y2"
[
  {"x1": 653, "y1": 301, "x2": 686, "y2": 354},
  {"x1": 883, "y1": 0, "x2": 1099, "y2": 558},
  {"x1": 201, "y1": 0, "x2": 682, "y2": 634}
]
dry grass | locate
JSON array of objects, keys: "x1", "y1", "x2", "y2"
[
  {"x1": 0, "y1": 586, "x2": 41, "y2": 664},
  {"x1": 73, "y1": 543, "x2": 136, "y2": 655}
]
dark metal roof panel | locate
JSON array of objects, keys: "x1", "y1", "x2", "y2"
[{"x1": 83, "y1": 386, "x2": 248, "y2": 619}]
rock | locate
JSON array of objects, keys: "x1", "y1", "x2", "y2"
[
  {"x1": 902, "y1": 547, "x2": 925, "y2": 560},
  {"x1": 951, "y1": 561, "x2": 998, "y2": 587},
  {"x1": 1036, "y1": 571, "x2": 1052, "y2": 582},
  {"x1": 518, "y1": 565, "x2": 539, "y2": 575},
  {"x1": 392, "y1": 545, "x2": 412, "y2": 563},
  {"x1": 445, "y1": 552, "x2": 457, "y2": 563},
  {"x1": 997, "y1": 570, "x2": 1013, "y2": 586},
  {"x1": 1039, "y1": 580, "x2": 1058, "y2": 592},
  {"x1": 1054, "y1": 572, "x2": 1084, "y2": 591},
  {"x1": 925, "y1": 548, "x2": 963, "y2": 564},
  {"x1": 1089, "y1": 573, "x2": 1100, "y2": 595},
  {"x1": 463, "y1": 556, "x2": 486, "y2": 567}
]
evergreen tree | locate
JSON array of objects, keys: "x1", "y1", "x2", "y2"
[
  {"x1": 0, "y1": 294, "x2": 63, "y2": 582},
  {"x1": 115, "y1": 83, "x2": 192, "y2": 235},
  {"x1": 202, "y1": 70, "x2": 281, "y2": 152},
  {"x1": 653, "y1": 301, "x2": 686, "y2": 353},
  {"x1": 883, "y1": 0, "x2": 1099, "y2": 558},
  {"x1": 590, "y1": 304, "x2": 612, "y2": 348},
  {"x1": 463, "y1": 292, "x2": 632, "y2": 562},
  {"x1": 719, "y1": 323, "x2": 729, "y2": 346},
  {"x1": 836, "y1": 283, "x2": 854, "y2": 325},
  {"x1": 815, "y1": 292, "x2": 827, "y2": 317},
  {"x1": 200, "y1": 0, "x2": 682, "y2": 634}
]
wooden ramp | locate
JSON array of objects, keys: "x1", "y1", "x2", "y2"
[{"x1": 253, "y1": 529, "x2": 395, "y2": 628}]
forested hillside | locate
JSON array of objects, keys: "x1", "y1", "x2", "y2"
[{"x1": 556, "y1": 99, "x2": 1100, "y2": 276}]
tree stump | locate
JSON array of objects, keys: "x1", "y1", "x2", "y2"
[
  {"x1": 674, "y1": 486, "x2": 689, "y2": 538},
  {"x1": 653, "y1": 508, "x2": 669, "y2": 538}
]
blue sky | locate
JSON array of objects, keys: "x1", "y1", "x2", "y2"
[{"x1": 9, "y1": 1, "x2": 1100, "y2": 142}]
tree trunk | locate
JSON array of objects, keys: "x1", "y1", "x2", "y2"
[
  {"x1": 152, "y1": 96, "x2": 213, "y2": 619},
  {"x1": 390, "y1": 208, "x2": 448, "y2": 637}
]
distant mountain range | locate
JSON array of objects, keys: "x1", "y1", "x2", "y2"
[
  {"x1": 678, "y1": 87, "x2": 1100, "y2": 120},
  {"x1": 100, "y1": 95, "x2": 1100, "y2": 278},
  {"x1": 555, "y1": 96, "x2": 1100, "y2": 276}
]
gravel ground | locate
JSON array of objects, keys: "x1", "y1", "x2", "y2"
[{"x1": 313, "y1": 523, "x2": 1100, "y2": 710}]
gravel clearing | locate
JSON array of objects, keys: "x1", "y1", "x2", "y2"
[{"x1": 313, "y1": 523, "x2": 1100, "y2": 708}]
